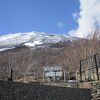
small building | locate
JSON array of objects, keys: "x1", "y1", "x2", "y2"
[{"x1": 44, "y1": 66, "x2": 63, "y2": 81}]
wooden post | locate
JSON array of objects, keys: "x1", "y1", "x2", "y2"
[
  {"x1": 11, "y1": 68, "x2": 12, "y2": 80},
  {"x1": 80, "y1": 60, "x2": 82, "y2": 82},
  {"x1": 34, "y1": 71, "x2": 35, "y2": 79},
  {"x1": 64, "y1": 70, "x2": 66, "y2": 82},
  {"x1": 54, "y1": 70, "x2": 57, "y2": 82},
  {"x1": 8, "y1": 68, "x2": 13, "y2": 81},
  {"x1": 76, "y1": 71, "x2": 78, "y2": 82},
  {"x1": 43, "y1": 71, "x2": 45, "y2": 79},
  {"x1": 54, "y1": 71, "x2": 56, "y2": 82},
  {"x1": 94, "y1": 54, "x2": 99, "y2": 80}
]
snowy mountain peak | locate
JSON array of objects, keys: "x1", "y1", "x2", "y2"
[{"x1": 0, "y1": 32, "x2": 79, "y2": 51}]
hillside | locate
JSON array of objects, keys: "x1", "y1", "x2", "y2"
[{"x1": 0, "y1": 32, "x2": 100, "y2": 81}]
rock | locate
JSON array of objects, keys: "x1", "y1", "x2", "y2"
[{"x1": 91, "y1": 81, "x2": 100, "y2": 100}]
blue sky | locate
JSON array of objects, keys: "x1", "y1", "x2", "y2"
[{"x1": 0, "y1": 0, "x2": 79, "y2": 35}]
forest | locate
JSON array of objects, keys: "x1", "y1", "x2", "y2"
[{"x1": 0, "y1": 31, "x2": 100, "y2": 81}]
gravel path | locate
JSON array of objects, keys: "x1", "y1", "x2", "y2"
[{"x1": 0, "y1": 80, "x2": 91, "y2": 100}]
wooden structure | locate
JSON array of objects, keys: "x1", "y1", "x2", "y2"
[
  {"x1": 8, "y1": 68, "x2": 13, "y2": 81},
  {"x1": 79, "y1": 54, "x2": 100, "y2": 82}
]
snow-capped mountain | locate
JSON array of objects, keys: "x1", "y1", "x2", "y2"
[{"x1": 0, "y1": 32, "x2": 80, "y2": 51}]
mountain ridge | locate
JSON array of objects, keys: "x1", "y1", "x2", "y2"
[{"x1": 0, "y1": 32, "x2": 81, "y2": 51}]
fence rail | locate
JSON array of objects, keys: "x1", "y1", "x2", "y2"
[{"x1": 79, "y1": 54, "x2": 100, "y2": 82}]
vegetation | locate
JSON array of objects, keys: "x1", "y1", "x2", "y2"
[{"x1": 0, "y1": 31, "x2": 100, "y2": 80}]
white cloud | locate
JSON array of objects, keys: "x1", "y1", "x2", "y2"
[
  {"x1": 58, "y1": 22, "x2": 65, "y2": 29},
  {"x1": 69, "y1": 0, "x2": 100, "y2": 38},
  {"x1": 72, "y1": 12, "x2": 79, "y2": 21}
]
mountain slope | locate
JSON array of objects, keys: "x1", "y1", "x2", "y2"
[{"x1": 0, "y1": 32, "x2": 80, "y2": 51}]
